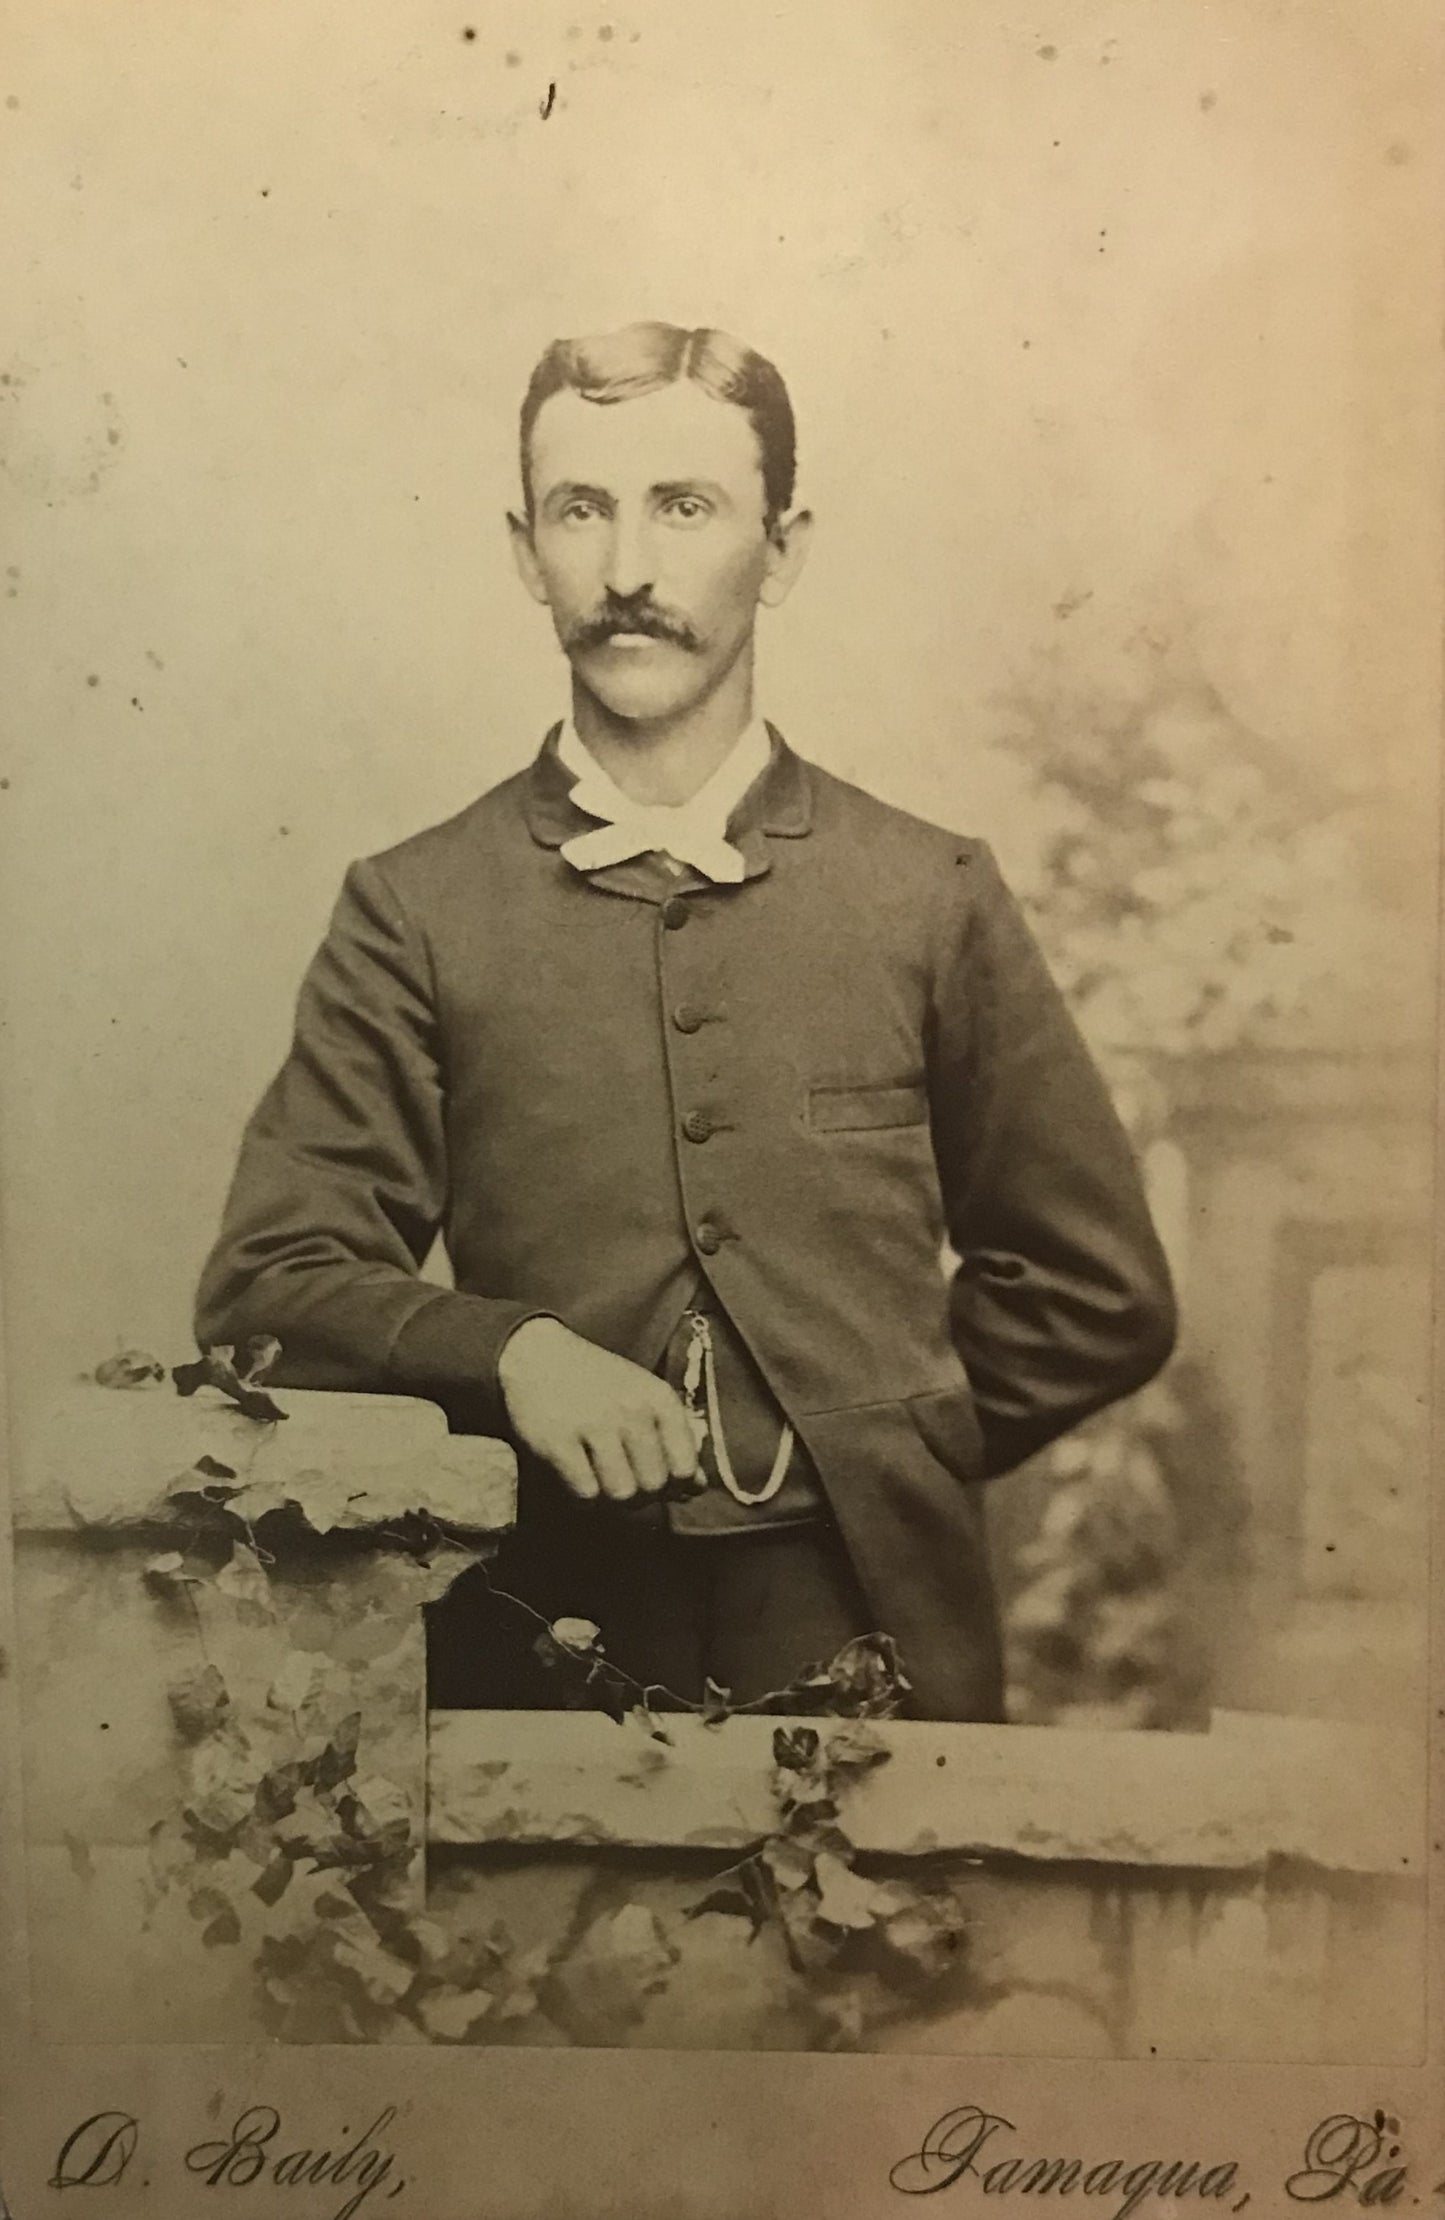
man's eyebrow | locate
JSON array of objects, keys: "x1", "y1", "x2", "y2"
[
  {"x1": 539, "y1": 480, "x2": 613, "y2": 515},
  {"x1": 652, "y1": 478, "x2": 730, "y2": 503}
]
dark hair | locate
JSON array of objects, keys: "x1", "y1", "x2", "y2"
[{"x1": 519, "y1": 321, "x2": 797, "y2": 521}]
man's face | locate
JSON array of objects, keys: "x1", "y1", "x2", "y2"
[{"x1": 510, "y1": 379, "x2": 805, "y2": 727}]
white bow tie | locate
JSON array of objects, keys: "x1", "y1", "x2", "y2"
[{"x1": 559, "y1": 778, "x2": 749, "y2": 884}]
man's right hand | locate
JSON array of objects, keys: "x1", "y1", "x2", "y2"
[{"x1": 496, "y1": 1316, "x2": 701, "y2": 1505}]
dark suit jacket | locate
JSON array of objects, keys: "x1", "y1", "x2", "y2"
[{"x1": 196, "y1": 729, "x2": 1176, "y2": 1717}]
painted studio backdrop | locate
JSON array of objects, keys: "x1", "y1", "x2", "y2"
[{"x1": 0, "y1": 0, "x2": 1437, "y2": 2060}]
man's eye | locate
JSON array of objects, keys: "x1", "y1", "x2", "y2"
[
  {"x1": 559, "y1": 500, "x2": 602, "y2": 525},
  {"x1": 662, "y1": 496, "x2": 711, "y2": 524}
]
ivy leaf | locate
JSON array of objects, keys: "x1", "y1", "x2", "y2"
[
  {"x1": 549, "y1": 1616, "x2": 603, "y2": 1657},
  {"x1": 335, "y1": 1784, "x2": 413, "y2": 1872},
  {"x1": 162, "y1": 1457, "x2": 243, "y2": 1519},
  {"x1": 692, "y1": 1855, "x2": 781, "y2": 1944},
  {"x1": 820, "y1": 1633, "x2": 912, "y2": 1718},
  {"x1": 230, "y1": 1815, "x2": 280, "y2": 1870},
  {"x1": 172, "y1": 1343, "x2": 288, "y2": 1424},
  {"x1": 687, "y1": 1859, "x2": 774, "y2": 1940},
  {"x1": 313, "y1": 1887, "x2": 370, "y2": 1924},
  {"x1": 332, "y1": 1929, "x2": 416, "y2": 2006},
  {"x1": 685, "y1": 1886, "x2": 756, "y2": 1924},
  {"x1": 773, "y1": 1879, "x2": 838, "y2": 1974},
  {"x1": 214, "y1": 1541, "x2": 274, "y2": 1624},
  {"x1": 700, "y1": 1676, "x2": 733, "y2": 1727},
  {"x1": 770, "y1": 1721, "x2": 837, "y2": 1824},
  {"x1": 261, "y1": 1867, "x2": 370, "y2": 1954},
  {"x1": 144, "y1": 1550, "x2": 194, "y2": 1594},
  {"x1": 146, "y1": 1817, "x2": 192, "y2": 1892},
  {"x1": 630, "y1": 1701, "x2": 674, "y2": 1746},
  {"x1": 813, "y1": 1983, "x2": 868, "y2": 2049},
  {"x1": 182, "y1": 1796, "x2": 252, "y2": 1849},
  {"x1": 779, "y1": 1792, "x2": 840, "y2": 1833},
  {"x1": 224, "y1": 1477, "x2": 290, "y2": 1525},
  {"x1": 195, "y1": 1452, "x2": 240, "y2": 1483},
  {"x1": 187, "y1": 1884, "x2": 242, "y2": 1944},
  {"x1": 760, "y1": 1836, "x2": 815, "y2": 1892},
  {"x1": 252, "y1": 1855, "x2": 293, "y2": 1907},
  {"x1": 341, "y1": 1815, "x2": 412, "y2": 1867},
  {"x1": 237, "y1": 1333, "x2": 282, "y2": 1384},
  {"x1": 415, "y1": 1987, "x2": 493, "y2": 2042},
  {"x1": 346, "y1": 1773, "x2": 412, "y2": 1838},
  {"x1": 255, "y1": 1757, "x2": 308, "y2": 1824},
  {"x1": 267, "y1": 1651, "x2": 323, "y2": 1715},
  {"x1": 249, "y1": 1468, "x2": 374, "y2": 1537},
  {"x1": 407, "y1": 1917, "x2": 455, "y2": 1967},
  {"x1": 188, "y1": 1728, "x2": 266, "y2": 1816},
  {"x1": 812, "y1": 1849, "x2": 888, "y2": 1932},
  {"x1": 874, "y1": 1892, "x2": 968, "y2": 1986},
  {"x1": 428, "y1": 1922, "x2": 509, "y2": 1992},
  {"x1": 312, "y1": 1712, "x2": 362, "y2": 1792},
  {"x1": 552, "y1": 1904, "x2": 679, "y2": 2026},
  {"x1": 93, "y1": 1348, "x2": 165, "y2": 1388},
  {"x1": 167, "y1": 1663, "x2": 231, "y2": 1743},
  {"x1": 581, "y1": 1660, "x2": 632, "y2": 1726},
  {"x1": 770, "y1": 1634, "x2": 911, "y2": 1717},
  {"x1": 171, "y1": 1349, "x2": 235, "y2": 1396},
  {"x1": 272, "y1": 1787, "x2": 349, "y2": 1866},
  {"x1": 736, "y1": 1859, "x2": 777, "y2": 1940},
  {"x1": 794, "y1": 1816, "x2": 855, "y2": 1862},
  {"x1": 823, "y1": 1722, "x2": 892, "y2": 1776},
  {"x1": 492, "y1": 1941, "x2": 555, "y2": 2022},
  {"x1": 771, "y1": 1725, "x2": 821, "y2": 1772},
  {"x1": 372, "y1": 1538, "x2": 485, "y2": 1610},
  {"x1": 770, "y1": 1657, "x2": 841, "y2": 1713},
  {"x1": 532, "y1": 1619, "x2": 611, "y2": 1706}
]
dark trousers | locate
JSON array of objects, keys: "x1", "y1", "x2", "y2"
[{"x1": 426, "y1": 1473, "x2": 871, "y2": 1710}]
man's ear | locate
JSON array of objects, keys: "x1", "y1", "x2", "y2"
[
  {"x1": 507, "y1": 510, "x2": 551, "y2": 606},
  {"x1": 759, "y1": 508, "x2": 814, "y2": 609}
]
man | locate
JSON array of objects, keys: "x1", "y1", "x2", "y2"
[{"x1": 195, "y1": 321, "x2": 1176, "y2": 1722}]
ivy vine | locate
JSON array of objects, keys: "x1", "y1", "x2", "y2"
[{"x1": 103, "y1": 1345, "x2": 973, "y2": 2048}]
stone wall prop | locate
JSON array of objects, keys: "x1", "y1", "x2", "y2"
[
  {"x1": 10, "y1": 1383, "x2": 517, "y2": 2043},
  {"x1": 8, "y1": 1383, "x2": 1426, "y2": 2060},
  {"x1": 428, "y1": 1705, "x2": 1422, "y2": 1875}
]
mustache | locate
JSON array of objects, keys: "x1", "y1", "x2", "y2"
[{"x1": 565, "y1": 597, "x2": 702, "y2": 654}]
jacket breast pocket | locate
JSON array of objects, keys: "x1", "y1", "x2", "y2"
[
  {"x1": 807, "y1": 1079, "x2": 928, "y2": 1134},
  {"x1": 905, "y1": 1383, "x2": 987, "y2": 1483}
]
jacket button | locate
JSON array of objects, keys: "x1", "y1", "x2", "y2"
[
  {"x1": 672, "y1": 1002, "x2": 705, "y2": 1034},
  {"x1": 661, "y1": 896, "x2": 690, "y2": 930},
  {"x1": 682, "y1": 1109, "x2": 713, "y2": 1143},
  {"x1": 695, "y1": 1220, "x2": 722, "y2": 1255}
]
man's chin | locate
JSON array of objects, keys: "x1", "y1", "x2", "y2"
[{"x1": 570, "y1": 647, "x2": 706, "y2": 726}]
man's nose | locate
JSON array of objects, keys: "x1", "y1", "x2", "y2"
[{"x1": 603, "y1": 514, "x2": 655, "y2": 601}]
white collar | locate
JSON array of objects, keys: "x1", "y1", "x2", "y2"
[{"x1": 555, "y1": 717, "x2": 773, "y2": 883}]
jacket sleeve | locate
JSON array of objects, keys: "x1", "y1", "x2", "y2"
[
  {"x1": 927, "y1": 841, "x2": 1177, "y2": 1477},
  {"x1": 193, "y1": 856, "x2": 553, "y2": 1428}
]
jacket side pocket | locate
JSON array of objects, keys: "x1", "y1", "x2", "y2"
[
  {"x1": 808, "y1": 1080, "x2": 928, "y2": 1133},
  {"x1": 905, "y1": 1383, "x2": 987, "y2": 1483}
]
